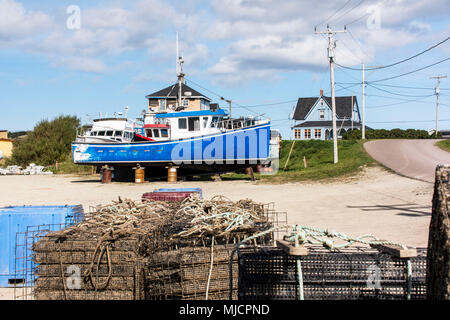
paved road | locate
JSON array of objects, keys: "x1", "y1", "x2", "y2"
[{"x1": 364, "y1": 139, "x2": 450, "y2": 183}]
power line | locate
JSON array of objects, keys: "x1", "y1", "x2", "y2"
[
  {"x1": 347, "y1": 29, "x2": 372, "y2": 62},
  {"x1": 335, "y1": 37, "x2": 450, "y2": 71},
  {"x1": 335, "y1": 83, "x2": 437, "y2": 102},
  {"x1": 369, "y1": 58, "x2": 450, "y2": 83},
  {"x1": 366, "y1": 82, "x2": 435, "y2": 98},
  {"x1": 367, "y1": 119, "x2": 450, "y2": 124},
  {"x1": 185, "y1": 77, "x2": 261, "y2": 116},
  {"x1": 331, "y1": 0, "x2": 366, "y2": 25},
  {"x1": 235, "y1": 100, "x2": 297, "y2": 108},
  {"x1": 366, "y1": 96, "x2": 436, "y2": 109},
  {"x1": 345, "y1": 11, "x2": 370, "y2": 26},
  {"x1": 369, "y1": 83, "x2": 450, "y2": 91},
  {"x1": 316, "y1": 0, "x2": 353, "y2": 27}
]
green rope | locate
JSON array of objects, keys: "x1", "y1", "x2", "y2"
[{"x1": 228, "y1": 224, "x2": 414, "y2": 300}]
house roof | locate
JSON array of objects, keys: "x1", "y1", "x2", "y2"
[
  {"x1": 146, "y1": 83, "x2": 211, "y2": 101},
  {"x1": 293, "y1": 96, "x2": 358, "y2": 120},
  {"x1": 293, "y1": 120, "x2": 371, "y2": 130}
]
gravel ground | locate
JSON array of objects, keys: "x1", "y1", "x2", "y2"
[{"x1": 0, "y1": 166, "x2": 434, "y2": 299}]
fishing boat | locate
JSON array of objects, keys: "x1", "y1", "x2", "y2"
[{"x1": 72, "y1": 42, "x2": 279, "y2": 179}]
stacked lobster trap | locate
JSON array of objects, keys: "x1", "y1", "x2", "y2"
[
  {"x1": 236, "y1": 227, "x2": 428, "y2": 300},
  {"x1": 32, "y1": 196, "x2": 281, "y2": 300}
]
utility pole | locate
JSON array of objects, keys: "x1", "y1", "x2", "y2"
[
  {"x1": 315, "y1": 25, "x2": 346, "y2": 164},
  {"x1": 430, "y1": 75, "x2": 447, "y2": 135},
  {"x1": 362, "y1": 63, "x2": 365, "y2": 139},
  {"x1": 361, "y1": 64, "x2": 383, "y2": 139}
]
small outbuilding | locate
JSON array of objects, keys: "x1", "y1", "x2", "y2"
[{"x1": 0, "y1": 131, "x2": 13, "y2": 163}]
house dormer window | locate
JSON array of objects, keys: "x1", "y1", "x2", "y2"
[{"x1": 319, "y1": 109, "x2": 325, "y2": 119}]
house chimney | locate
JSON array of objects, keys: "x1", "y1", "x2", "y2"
[{"x1": 320, "y1": 89, "x2": 324, "y2": 96}]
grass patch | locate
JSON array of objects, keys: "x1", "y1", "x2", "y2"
[
  {"x1": 435, "y1": 140, "x2": 450, "y2": 153},
  {"x1": 47, "y1": 155, "x2": 92, "y2": 175},
  {"x1": 222, "y1": 140, "x2": 376, "y2": 183}
]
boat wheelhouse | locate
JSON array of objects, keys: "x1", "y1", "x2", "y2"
[{"x1": 77, "y1": 118, "x2": 136, "y2": 143}]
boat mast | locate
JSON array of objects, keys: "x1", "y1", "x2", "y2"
[{"x1": 176, "y1": 33, "x2": 185, "y2": 109}]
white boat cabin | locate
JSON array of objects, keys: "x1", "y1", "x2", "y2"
[{"x1": 78, "y1": 118, "x2": 136, "y2": 143}]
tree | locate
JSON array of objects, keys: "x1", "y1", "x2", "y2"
[{"x1": 7, "y1": 115, "x2": 80, "y2": 166}]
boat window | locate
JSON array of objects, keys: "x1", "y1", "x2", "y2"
[
  {"x1": 210, "y1": 117, "x2": 219, "y2": 127},
  {"x1": 91, "y1": 131, "x2": 97, "y2": 136},
  {"x1": 106, "y1": 131, "x2": 114, "y2": 136},
  {"x1": 178, "y1": 118, "x2": 187, "y2": 129},
  {"x1": 98, "y1": 131, "x2": 106, "y2": 136},
  {"x1": 188, "y1": 117, "x2": 200, "y2": 131},
  {"x1": 114, "y1": 131, "x2": 122, "y2": 137},
  {"x1": 161, "y1": 129, "x2": 169, "y2": 137},
  {"x1": 153, "y1": 129, "x2": 160, "y2": 138},
  {"x1": 146, "y1": 129, "x2": 153, "y2": 137},
  {"x1": 203, "y1": 117, "x2": 208, "y2": 128}
]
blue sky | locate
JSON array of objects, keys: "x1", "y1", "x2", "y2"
[{"x1": 0, "y1": 0, "x2": 449, "y2": 139}]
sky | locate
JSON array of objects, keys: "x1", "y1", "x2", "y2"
[{"x1": 0, "y1": 0, "x2": 449, "y2": 139}]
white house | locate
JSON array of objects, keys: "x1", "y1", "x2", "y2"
[{"x1": 291, "y1": 89, "x2": 365, "y2": 140}]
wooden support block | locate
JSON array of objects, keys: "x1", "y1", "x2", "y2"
[
  {"x1": 371, "y1": 244, "x2": 417, "y2": 258},
  {"x1": 276, "y1": 240, "x2": 308, "y2": 256}
]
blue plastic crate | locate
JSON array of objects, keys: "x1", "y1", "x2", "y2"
[{"x1": 0, "y1": 205, "x2": 84, "y2": 287}]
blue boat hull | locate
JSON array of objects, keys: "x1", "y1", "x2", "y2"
[{"x1": 72, "y1": 123, "x2": 271, "y2": 167}]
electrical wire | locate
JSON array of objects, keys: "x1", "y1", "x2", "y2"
[
  {"x1": 367, "y1": 119, "x2": 450, "y2": 124},
  {"x1": 365, "y1": 82, "x2": 435, "y2": 98},
  {"x1": 369, "y1": 58, "x2": 450, "y2": 83},
  {"x1": 368, "y1": 83, "x2": 450, "y2": 91},
  {"x1": 335, "y1": 37, "x2": 450, "y2": 71},
  {"x1": 315, "y1": 0, "x2": 353, "y2": 27},
  {"x1": 331, "y1": 0, "x2": 366, "y2": 25},
  {"x1": 366, "y1": 96, "x2": 436, "y2": 109}
]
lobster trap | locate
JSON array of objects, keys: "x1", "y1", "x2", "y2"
[
  {"x1": 144, "y1": 244, "x2": 239, "y2": 300},
  {"x1": 32, "y1": 235, "x2": 145, "y2": 300},
  {"x1": 237, "y1": 245, "x2": 427, "y2": 300}
]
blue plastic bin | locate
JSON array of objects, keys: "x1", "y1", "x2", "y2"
[{"x1": 0, "y1": 205, "x2": 84, "y2": 287}]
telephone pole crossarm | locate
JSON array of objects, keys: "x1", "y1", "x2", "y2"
[{"x1": 315, "y1": 25, "x2": 346, "y2": 164}]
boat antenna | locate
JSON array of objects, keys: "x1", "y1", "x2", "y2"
[
  {"x1": 176, "y1": 32, "x2": 185, "y2": 109},
  {"x1": 125, "y1": 106, "x2": 129, "y2": 118}
]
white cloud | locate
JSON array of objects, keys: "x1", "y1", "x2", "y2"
[
  {"x1": 0, "y1": 0, "x2": 448, "y2": 81},
  {"x1": 0, "y1": 0, "x2": 53, "y2": 39}
]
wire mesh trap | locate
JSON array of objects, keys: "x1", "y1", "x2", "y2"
[
  {"x1": 31, "y1": 196, "x2": 283, "y2": 300},
  {"x1": 237, "y1": 246, "x2": 427, "y2": 300},
  {"x1": 13, "y1": 206, "x2": 84, "y2": 300}
]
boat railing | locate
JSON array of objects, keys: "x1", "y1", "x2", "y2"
[{"x1": 214, "y1": 118, "x2": 264, "y2": 131}]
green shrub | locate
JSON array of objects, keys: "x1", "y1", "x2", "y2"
[
  {"x1": 343, "y1": 128, "x2": 437, "y2": 140},
  {"x1": 6, "y1": 115, "x2": 80, "y2": 167}
]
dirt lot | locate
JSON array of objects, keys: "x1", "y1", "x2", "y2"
[{"x1": 0, "y1": 166, "x2": 435, "y2": 299}]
